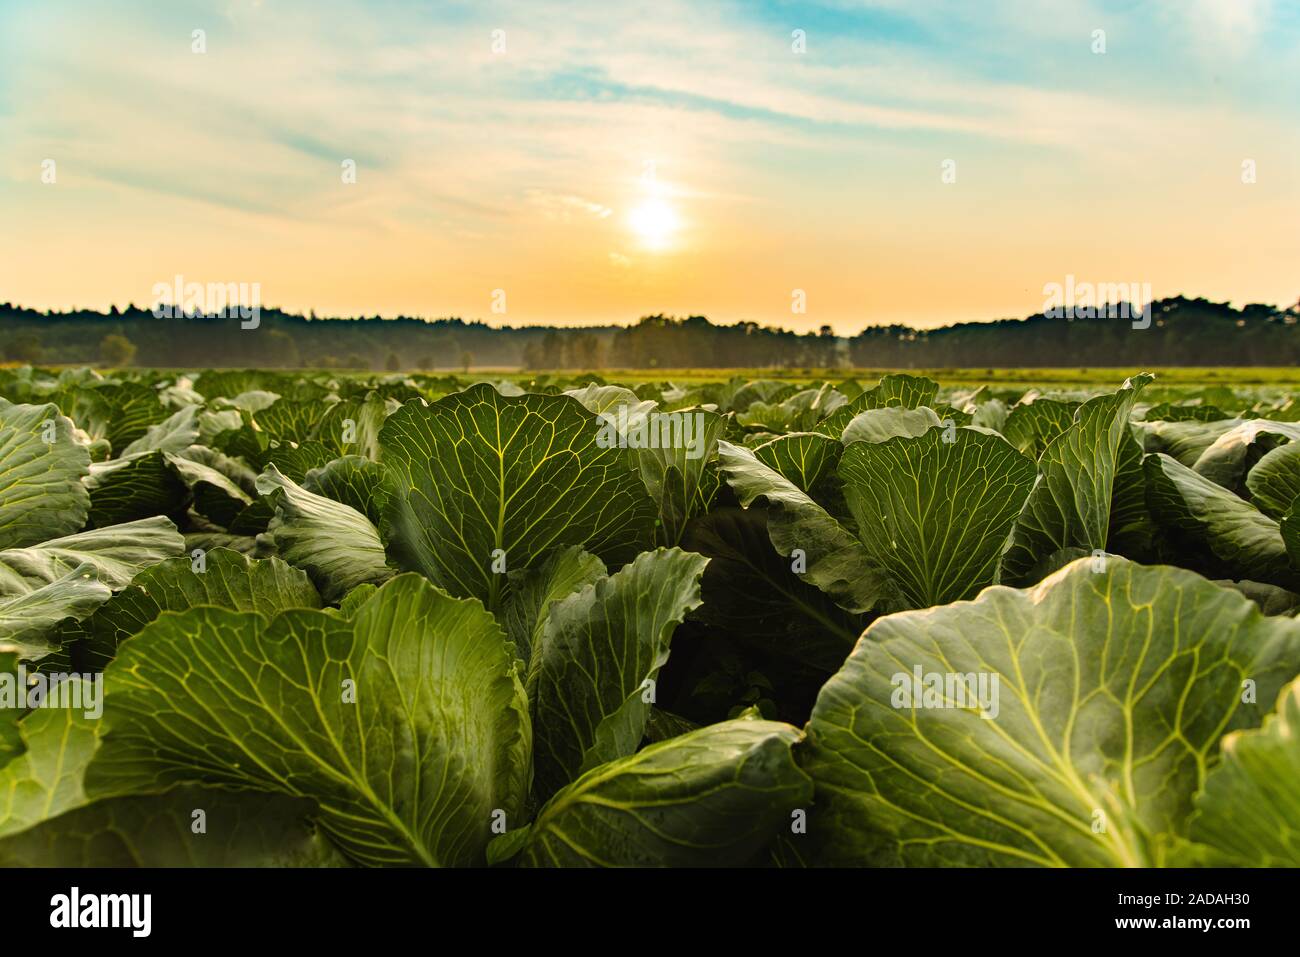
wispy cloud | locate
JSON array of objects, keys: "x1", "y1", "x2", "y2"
[{"x1": 0, "y1": 0, "x2": 1295, "y2": 329}]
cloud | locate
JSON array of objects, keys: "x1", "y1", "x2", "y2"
[
  {"x1": 2, "y1": 0, "x2": 1295, "y2": 329},
  {"x1": 525, "y1": 189, "x2": 613, "y2": 221}
]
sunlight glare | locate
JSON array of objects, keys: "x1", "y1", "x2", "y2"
[{"x1": 628, "y1": 197, "x2": 679, "y2": 251}]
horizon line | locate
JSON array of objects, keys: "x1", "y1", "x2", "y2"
[{"x1": 4, "y1": 292, "x2": 1297, "y2": 339}]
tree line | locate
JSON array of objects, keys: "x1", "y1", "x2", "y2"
[{"x1": 1, "y1": 296, "x2": 1295, "y2": 369}]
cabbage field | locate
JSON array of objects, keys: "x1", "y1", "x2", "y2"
[{"x1": 1, "y1": 364, "x2": 1299, "y2": 867}]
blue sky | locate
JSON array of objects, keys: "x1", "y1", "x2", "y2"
[{"x1": 1, "y1": 0, "x2": 1296, "y2": 330}]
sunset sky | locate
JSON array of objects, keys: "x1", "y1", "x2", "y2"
[{"x1": 1, "y1": 0, "x2": 1297, "y2": 333}]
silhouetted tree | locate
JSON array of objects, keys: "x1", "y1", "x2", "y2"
[
  {"x1": 0, "y1": 297, "x2": 1295, "y2": 370},
  {"x1": 98, "y1": 333, "x2": 137, "y2": 367},
  {"x1": 263, "y1": 329, "x2": 299, "y2": 367},
  {"x1": 4, "y1": 332, "x2": 42, "y2": 363}
]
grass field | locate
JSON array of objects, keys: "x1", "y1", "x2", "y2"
[
  {"x1": 537, "y1": 366, "x2": 1300, "y2": 387},
  {"x1": 14, "y1": 362, "x2": 1300, "y2": 389}
]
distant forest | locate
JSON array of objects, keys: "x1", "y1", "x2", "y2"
[{"x1": 1, "y1": 295, "x2": 1296, "y2": 370}]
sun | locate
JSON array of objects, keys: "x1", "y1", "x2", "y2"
[{"x1": 627, "y1": 197, "x2": 679, "y2": 251}]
